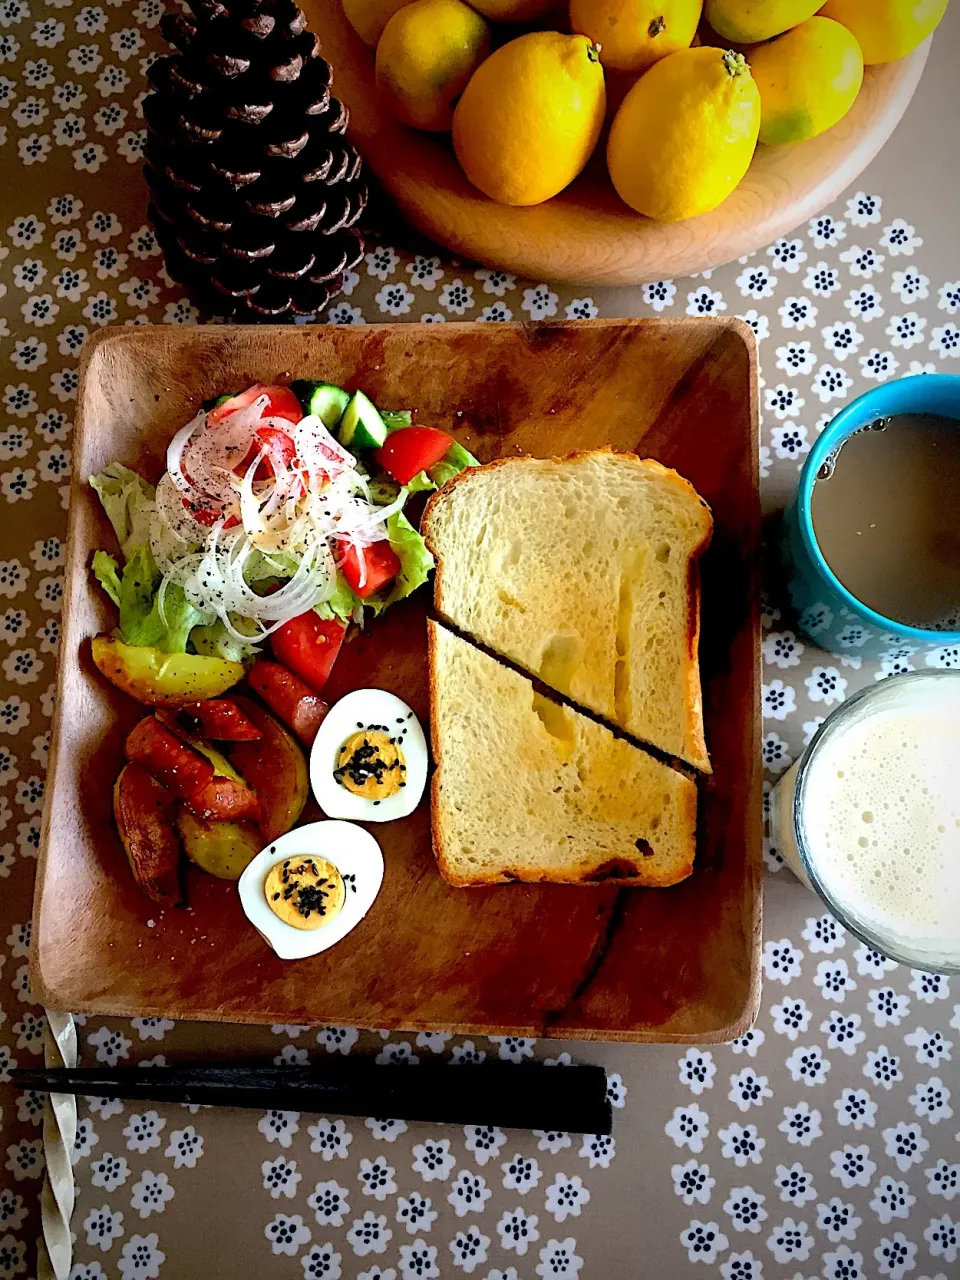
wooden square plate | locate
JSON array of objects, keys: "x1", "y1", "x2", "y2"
[{"x1": 32, "y1": 319, "x2": 761, "y2": 1042}]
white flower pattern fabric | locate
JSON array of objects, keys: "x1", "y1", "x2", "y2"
[{"x1": 0, "y1": 7, "x2": 957, "y2": 1273}]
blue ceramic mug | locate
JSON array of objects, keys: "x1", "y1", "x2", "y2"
[{"x1": 783, "y1": 374, "x2": 960, "y2": 661}]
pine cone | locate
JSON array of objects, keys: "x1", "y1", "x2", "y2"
[{"x1": 144, "y1": 0, "x2": 367, "y2": 320}]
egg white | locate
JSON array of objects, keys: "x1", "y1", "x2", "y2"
[
  {"x1": 238, "y1": 821, "x2": 384, "y2": 960},
  {"x1": 310, "y1": 688, "x2": 428, "y2": 822}
]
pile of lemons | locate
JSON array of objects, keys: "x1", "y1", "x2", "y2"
[{"x1": 342, "y1": 0, "x2": 949, "y2": 220}]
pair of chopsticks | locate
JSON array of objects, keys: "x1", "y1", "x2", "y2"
[{"x1": 12, "y1": 1059, "x2": 612, "y2": 1134}]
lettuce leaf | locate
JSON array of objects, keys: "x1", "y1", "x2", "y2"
[
  {"x1": 147, "y1": 580, "x2": 206, "y2": 653},
  {"x1": 92, "y1": 550, "x2": 122, "y2": 607},
  {"x1": 94, "y1": 543, "x2": 207, "y2": 654},
  {"x1": 88, "y1": 463, "x2": 266, "y2": 657},
  {"x1": 381, "y1": 410, "x2": 412, "y2": 431},
  {"x1": 365, "y1": 509, "x2": 435, "y2": 617},
  {"x1": 191, "y1": 616, "x2": 263, "y2": 664},
  {"x1": 315, "y1": 572, "x2": 365, "y2": 626},
  {"x1": 405, "y1": 442, "x2": 479, "y2": 494},
  {"x1": 405, "y1": 470, "x2": 437, "y2": 494},
  {"x1": 117, "y1": 545, "x2": 164, "y2": 646},
  {"x1": 366, "y1": 476, "x2": 402, "y2": 508},
  {"x1": 241, "y1": 548, "x2": 299, "y2": 591},
  {"x1": 429, "y1": 441, "x2": 479, "y2": 488},
  {"x1": 89, "y1": 463, "x2": 156, "y2": 562}
]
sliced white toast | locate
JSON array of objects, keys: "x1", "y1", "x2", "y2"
[
  {"x1": 421, "y1": 450, "x2": 713, "y2": 771},
  {"x1": 428, "y1": 621, "x2": 698, "y2": 888}
]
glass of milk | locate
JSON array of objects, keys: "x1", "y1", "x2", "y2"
[{"x1": 770, "y1": 669, "x2": 960, "y2": 973}]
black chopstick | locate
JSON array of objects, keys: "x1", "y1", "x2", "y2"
[{"x1": 11, "y1": 1060, "x2": 612, "y2": 1134}]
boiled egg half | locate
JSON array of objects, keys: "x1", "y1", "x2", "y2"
[
  {"x1": 238, "y1": 821, "x2": 384, "y2": 960},
  {"x1": 310, "y1": 688, "x2": 428, "y2": 822}
]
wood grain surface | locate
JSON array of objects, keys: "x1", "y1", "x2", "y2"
[
  {"x1": 31, "y1": 320, "x2": 762, "y2": 1042},
  {"x1": 302, "y1": 0, "x2": 928, "y2": 286}
]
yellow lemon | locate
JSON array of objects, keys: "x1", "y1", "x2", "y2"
[
  {"x1": 467, "y1": 0, "x2": 557, "y2": 20},
  {"x1": 569, "y1": 0, "x2": 702, "y2": 73},
  {"x1": 341, "y1": 0, "x2": 415, "y2": 46},
  {"x1": 818, "y1": 0, "x2": 948, "y2": 65},
  {"x1": 607, "y1": 46, "x2": 760, "y2": 220},
  {"x1": 376, "y1": 0, "x2": 490, "y2": 132},
  {"x1": 453, "y1": 33, "x2": 606, "y2": 206},
  {"x1": 705, "y1": 0, "x2": 821, "y2": 43},
  {"x1": 749, "y1": 16, "x2": 863, "y2": 145}
]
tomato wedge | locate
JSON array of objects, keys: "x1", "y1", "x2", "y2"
[
  {"x1": 184, "y1": 498, "x2": 240, "y2": 530},
  {"x1": 271, "y1": 613, "x2": 347, "y2": 695},
  {"x1": 208, "y1": 383, "x2": 303, "y2": 426},
  {"x1": 256, "y1": 425, "x2": 298, "y2": 463},
  {"x1": 340, "y1": 540, "x2": 402, "y2": 599},
  {"x1": 233, "y1": 424, "x2": 300, "y2": 484},
  {"x1": 374, "y1": 426, "x2": 454, "y2": 486}
]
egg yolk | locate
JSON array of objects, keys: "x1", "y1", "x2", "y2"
[
  {"x1": 334, "y1": 727, "x2": 406, "y2": 801},
  {"x1": 264, "y1": 856, "x2": 346, "y2": 932}
]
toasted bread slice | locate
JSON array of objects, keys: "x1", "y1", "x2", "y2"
[
  {"x1": 421, "y1": 450, "x2": 713, "y2": 771},
  {"x1": 428, "y1": 621, "x2": 698, "y2": 888}
]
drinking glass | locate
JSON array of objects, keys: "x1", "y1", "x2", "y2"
[{"x1": 769, "y1": 669, "x2": 960, "y2": 973}]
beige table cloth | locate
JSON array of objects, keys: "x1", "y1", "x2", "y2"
[{"x1": 1, "y1": 3, "x2": 959, "y2": 1278}]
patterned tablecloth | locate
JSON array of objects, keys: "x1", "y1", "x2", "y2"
[{"x1": 1, "y1": 4, "x2": 959, "y2": 1279}]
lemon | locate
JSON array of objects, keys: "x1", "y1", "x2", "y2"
[
  {"x1": 453, "y1": 33, "x2": 606, "y2": 206},
  {"x1": 818, "y1": 0, "x2": 948, "y2": 65},
  {"x1": 704, "y1": 0, "x2": 821, "y2": 44},
  {"x1": 607, "y1": 46, "x2": 760, "y2": 220},
  {"x1": 376, "y1": 0, "x2": 490, "y2": 132},
  {"x1": 341, "y1": 0, "x2": 415, "y2": 46},
  {"x1": 569, "y1": 0, "x2": 702, "y2": 73},
  {"x1": 467, "y1": 0, "x2": 557, "y2": 20},
  {"x1": 749, "y1": 17, "x2": 863, "y2": 145}
]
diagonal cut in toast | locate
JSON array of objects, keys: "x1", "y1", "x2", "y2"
[{"x1": 428, "y1": 621, "x2": 698, "y2": 888}]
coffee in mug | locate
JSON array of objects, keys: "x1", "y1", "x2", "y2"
[
  {"x1": 782, "y1": 374, "x2": 960, "y2": 657},
  {"x1": 810, "y1": 412, "x2": 960, "y2": 630}
]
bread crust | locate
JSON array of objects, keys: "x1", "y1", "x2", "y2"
[{"x1": 422, "y1": 448, "x2": 713, "y2": 772}]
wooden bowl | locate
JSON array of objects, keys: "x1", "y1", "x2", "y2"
[{"x1": 303, "y1": 0, "x2": 929, "y2": 285}]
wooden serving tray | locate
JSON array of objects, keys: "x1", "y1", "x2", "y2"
[
  {"x1": 33, "y1": 319, "x2": 761, "y2": 1042},
  {"x1": 304, "y1": 0, "x2": 928, "y2": 285}
]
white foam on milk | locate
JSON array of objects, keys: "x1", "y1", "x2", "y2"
[{"x1": 800, "y1": 678, "x2": 960, "y2": 955}]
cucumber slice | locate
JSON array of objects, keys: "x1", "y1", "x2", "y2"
[
  {"x1": 290, "y1": 380, "x2": 350, "y2": 428},
  {"x1": 202, "y1": 392, "x2": 234, "y2": 411},
  {"x1": 338, "y1": 389, "x2": 388, "y2": 450}
]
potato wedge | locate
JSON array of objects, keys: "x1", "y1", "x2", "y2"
[
  {"x1": 229, "y1": 696, "x2": 309, "y2": 842},
  {"x1": 92, "y1": 635, "x2": 244, "y2": 706},
  {"x1": 113, "y1": 763, "x2": 183, "y2": 906},
  {"x1": 176, "y1": 808, "x2": 261, "y2": 880}
]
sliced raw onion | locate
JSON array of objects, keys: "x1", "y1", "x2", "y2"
[
  {"x1": 157, "y1": 392, "x2": 409, "y2": 633},
  {"x1": 165, "y1": 410, "x2": 205, "y2": 495},
  {"x1": 183, "y1": 519, "x2": 337, "y2": 638}
]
